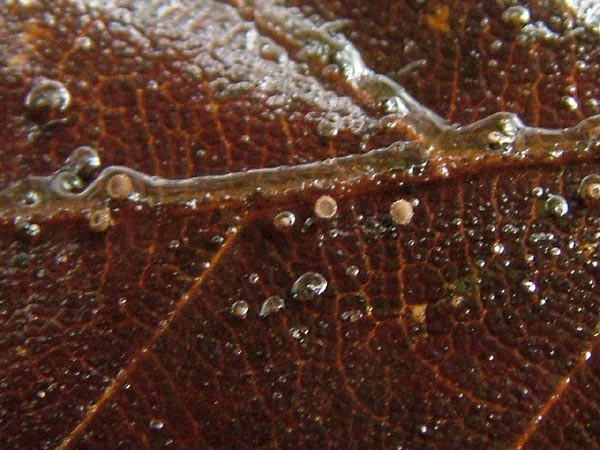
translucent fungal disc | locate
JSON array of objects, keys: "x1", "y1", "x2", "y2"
[
  {"x1": 230, "y1": 300, "x2": 249, "y2": 318},
  {"x1": 390, "y1": 199, "x2": 414, "y2": 225},
  {"x1": 259, "y1": 295, "x2": 285, "y2": 317},
  {"x1": 24, "y1": 77, "x2": 71, "y2": 112},
  {"x1": 291, "y1": 272, "x2": 328, "y2": 301},
  {"x1": 314, "y1": 195, "x2": 337, "y2": 219},
  {"x1": 544, "y1": 194, "x2": 569, "y2": 217},
  {"x1": 106, "y1": 173, "x2": 133, "y2": 200},
  {"x1": 579, "y1": 174, "x2": 600, "y2": 200},
  {"x1": 89, "y1": 207, "x2": 113, "y2": 232},
  {"x1": 273, "y1": 211, "x2": 296, "y2": 230}
]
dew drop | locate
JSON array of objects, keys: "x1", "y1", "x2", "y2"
[
  {"x1": 544, "y1": 194, "x2": 569, "y2": 217},
  {"x1": 21, "y1": 190, "x2": 41, "y2": 207},
  {"x1": 492, "y1": 243, "x2": 505, "y2": 254},
  {"x1": 259, "y1": 295, "x2": 285, "y2": 318},
  {"x1": 15, "y1": 219, "x2": 41, "y2": 237},
  {"x1": 578, "y1": 174, "x2": 600, "y2": 200},
  {"x1": 149, "y1": 419, "x2": 164, "y2": 430},
  {"x1": 88, "y1": 207, "x2": 113, "y2": 232},
  {"x1": 345, "y1": 265, "x2": 359, "y2": 277},
  {"x1": 75, "y1": 36, "x2": 93, "y2": 51},
  {"x1": 55, "y1": 171, "x2": 83, "y2": 194},
  {"x1": 291, "y1": 272, "x2": 327, "y2": 301},
  {"x1": 231, "y1": 300, "x2": 249, "y2": 318},
  {"x1": 248, "y1": 273, "x2": 260, "y2": 284},
  {"x1": 64, "y1": 146, "x2": 101, "y2": 175},
  {"x1": 106, "y1": 173, "x2": 133, "y2": 200},
  {"x1": 390, "y1": 199, "x2": 414, "y2": 225},
  {"x1": 273, "y1": 211, "x2": 296, "y2": 230},
  {"x1": 522, "y1": 280, "x2": 537, "y2": 293},
  {"x1": 501, "y1": 6, "x2": 531, "y2": 26},
  {"x1": 25, "y1": 77, "x2": 71, "y2": 112},
  {"x1": 562, "y1": 95, "x2": 579, "y2": 111},
  {"x1": 314, "y1": 195, "x2": 338, "y2": 219}
]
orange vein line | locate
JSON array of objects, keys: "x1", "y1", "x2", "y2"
[
  {"x1": 510, "y1": 334, "x2": 599, "y2": 450},
  {"x1": 56, "y1": 229, "x2": 241, "y2": 450}
]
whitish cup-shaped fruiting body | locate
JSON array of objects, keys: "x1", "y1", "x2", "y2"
[
  {"x1": 107, "y1": 174, "x2": 134, "y2": 200},
  {"x1": 314, "y1": 195, "x2": 337, "y2": 219},
  {"x1": 390, "y1": 199, "x2": 414, "y2": 225}
]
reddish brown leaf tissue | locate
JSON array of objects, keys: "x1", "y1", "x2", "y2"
[{"x1": 1, "y1": 1, "x2": 600, "y2": 449}]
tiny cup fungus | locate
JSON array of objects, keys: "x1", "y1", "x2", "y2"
[
  {"x1": 107, "y1": 173, "x2": 133, "y2": 200},
  {"x1": 390, "y1": 199, "x2": 414, "y2": 225},
  {"x1": 314, "y1": 195, "x2": 338, "y2": 219}
]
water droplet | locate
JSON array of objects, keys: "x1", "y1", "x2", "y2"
[
  {"x1": 562, "y1": 95, "x2": 579, "y2": 111},
  {"x1": 345, "y1": 265, "x2": 359, "y2": 277},
  {"x1": 501, "y1": 6, "x2": 531, "y2": 26},
  {"x1": 273, "y1": 211, "x2": 296, "y2": 231},
  {"x1": 492, "y1": 243, "x2": 505, "y2": 254},
  {"x1": 21, "y1": 190, "x2": 41, "y2": 207},
  {"x1": 168, "y1": 239, "x2": 180, "y2": 249},
  {"x1": 531, "y1": 186, "x2": 544, "y2": 197},
  {"x1": 64, "y1": 146, "x2": 101, "y2": 175},
  {"x1": 248, "y1": 273, "x2": 260, "y2": 284},
  {"x1": 15, "y1": 218, "x2": 41, "y2": 237},
  {"x1": 291, "y1": 272, "x2": 327, "y2": 301},
  {"x1": 579, "y1": 174, "x2": 600, "y2": 200},
  {"x1": 89, "y1": 207, "x2": 113, "y2": 232},
  {"x1": 149, "y1": 419, "x2": 164, "y2": 430},
  {"x1": 545, "y1": 194, "x2": 569, "y2": 217},
  {"x1": 522, "y1": 280, "x2": 537, "y2": 293},
  {"x1": 75, "y1": 36, "x2": 93, "y2": 51},
  {"x1": 36, "y1": 390, "x2": 46, "y2": 399},
  {"x1": 390, "y1": 199, "x2": 414, "y2": 225},
  {"x1": 25, "y1": 77, "x2": 71, "y2": 112},
  {"x1": 230, "y1": 300, "x2": 249, "y2": 318},
  {"x1": 54, "y1": 171, "x2": 83, "y2": 193},
  {"x1": 106, "y1": 173, "x2": 133, "y2": 200},
  {"x1": 314, "y1": 195, "x2": 338, "y2": 219},
  {"x1": 259, "y1": 295, "x2": 285, "y2": 317}
]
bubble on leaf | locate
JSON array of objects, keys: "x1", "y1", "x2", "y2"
[
  {"x1": 21, "y1": 190, "x2": 41, "y2": 207},
  {"x1": 231, "y1": 300, "x2": 249, "y2": 318},
  {"x1": 25, "y1": 77, "x2": 71, "y2": 112},
  {"x1": 501, "y1": 5, "x2": 531, "y2": 26},
  {"x1": 291, "y1": 272, "x2": 327, "y2": 301},
  {"x1": 106, "y1": 173, "x2": 133, "y2": 200},
  {"x1": 314, "y1": 195, "x2": 337, "y2": 219},
  {"x1": 390, "y1": 199, "x2": 414, "y2": 225},
  {"x1": 54, "y1": 171, "x2": 84, "y2": 194},
  {"x1": 64, "y1": 146, "x2": 101, "y2": 175},
  {"x1": 345, "y1": 265, "x2": 359, "y2": 277},
  {"x1": 149, "y1": 419, "x2": 164, "y2": 430},
  {"x1": 579, "y1": 174, "x2": 600, "y2": 200},
  {"x1": 15, "y1": 219, "x2": 40, "y2": 237},
  {"x1": 259, "y1": 295, "x2": 285, "y2": 318},
  {"x1": 544, "y1": 194, "x2": 569, "y2": 217},
  {"x1": 89, "y1": 207, "x2": 113, "y2": 232},
  {"x1": 273, "y1": 211, "x2": 296, "y2": 230}
]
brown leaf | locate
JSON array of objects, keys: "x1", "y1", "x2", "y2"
[{"x1": 1, "y1": 1, "x2": 600, "y2": 449}]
